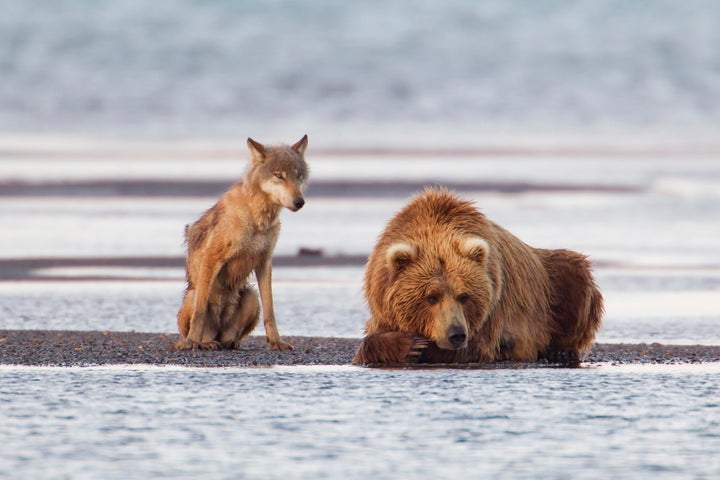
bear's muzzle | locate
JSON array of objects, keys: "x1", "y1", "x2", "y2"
[
  {"x1": 447, "y1": 325, "x2": 468, "y2": 348},
  {"x1": 433, "y1": 301, "x2": 469, "y2": 350}
]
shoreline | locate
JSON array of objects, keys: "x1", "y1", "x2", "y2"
[
  {"x1": 2, "y1": 330, "x2": 719, "y2": 368},
  {"x1": 0, "y1": 178, "x2": 640, "y2": 198},
  {"x1": 0, "y1": 255, "x2": 367, "y2": 281}
]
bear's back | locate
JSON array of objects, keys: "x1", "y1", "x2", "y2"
[{"x1": 381, "y1": 188, "x2": 491, "y2": 243}]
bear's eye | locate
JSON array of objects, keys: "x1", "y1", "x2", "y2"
[
  {"x1": 457, "y1": 293, "x2": 470, "y2": 304},
  {"x1": 426, "y1": 294, "x2": 440, "y2": 305}
]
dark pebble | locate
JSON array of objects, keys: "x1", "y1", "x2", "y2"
[{"x1": 1, "y1": 330, "x2": 719, "y2": 368}]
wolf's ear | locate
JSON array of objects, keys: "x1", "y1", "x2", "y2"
[
  {"x1": 291, "y1": 135, "x2": 308, "y2": 156},
  {"x1": 386, "y1": 242, "x2": 417, "y2": 274},
  {"x1": 458, "y1": 236, "x2": 489, "y2": 264},
  {"x1": 247, "y1": 138, "x2": 266, "y2": 163}
]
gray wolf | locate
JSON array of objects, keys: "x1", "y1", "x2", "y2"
[{"x1": 174, "y1": 135, "x2": 309, "y2": 351}]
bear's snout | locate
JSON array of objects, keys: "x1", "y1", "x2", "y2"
[
  {"x1": 432, "y1": 301, "x2": 469, "y2": 350},
  {"x1": 447, "y1": 325, "x2": 468, "y2": 348}
]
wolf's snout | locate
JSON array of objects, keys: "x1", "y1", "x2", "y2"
[
  {"x1": 447, "y1": 325, "x2": 467, "y2": 348},
  {"x1": 293, "y1": 197, "x2": 305, "y2": 210}
]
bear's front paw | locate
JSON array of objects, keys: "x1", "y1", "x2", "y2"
[
  {"x1": 541, "y1": 349, "x2": 581, "y2": 367},
  {"x1": 352, "y1": 332, "x2": 429, "y2": 365}
]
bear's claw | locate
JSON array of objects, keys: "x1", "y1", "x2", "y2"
[
  {"x1": 352, "y1": 332, "x2": 429, "y2": 365},
  {"x1": 405, "y1": 336, "x2": 430, "y2": 363}
]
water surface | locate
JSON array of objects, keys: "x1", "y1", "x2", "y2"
[{"x1": 2, "y1": 364, "x2": 719, "y2": 479}]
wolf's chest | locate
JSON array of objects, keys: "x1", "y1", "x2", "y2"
[
  {"x1": 244, "y1": 230, "x2": 273, "y2": 255},
  {"x1": 219, "y1": 227, "x2": 277, "y2": 285},
  {"x1": 228, "y1": 222, "x2": 279, "y2": 259}
]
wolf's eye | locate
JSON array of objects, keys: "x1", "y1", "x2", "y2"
[
  {"x1": 457, "y1": 293, "x2": 470, "y2": 304},
  {"x1": 426, "y1": 294, "x2": 440, "y2": 305},
  {"x1": 274, "y1": 172, "x2": 284, "y2": 179}
]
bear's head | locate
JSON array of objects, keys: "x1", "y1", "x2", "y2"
[{"x1": 377, "y1": 235, "x2": 496, "y2": 350}]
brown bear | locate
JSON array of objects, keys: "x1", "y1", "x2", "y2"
[{"x1": 352, "y1": 188, "x2": 603, "y2": 366}]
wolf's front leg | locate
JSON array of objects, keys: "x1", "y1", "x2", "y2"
[
  {"x1": 255, "y1": 258, "x2": 292, "y2": 351},
  {"x1": 352, "y1": 332, "x2": 429, "y2": 365}
]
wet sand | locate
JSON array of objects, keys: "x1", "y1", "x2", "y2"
[
  {"x1": 2, "y1": 330, "x2": 719, "y2": 367},
  {"x1": 0, "y1": 254, "x2": 368, "y2": 281},
  {"x1": 0, "y1": 178, "x2": 638, "y2": 198}
]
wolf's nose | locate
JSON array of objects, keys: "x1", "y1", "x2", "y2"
[
  {"x1": 294, "y1": 198, "x2": 305, "y2": 210},
  {"x1": 448, "y1": 326, "x2": 467, "y2": 348}
]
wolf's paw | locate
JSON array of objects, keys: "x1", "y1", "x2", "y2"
[
  {"x1": 171, "y1": 339, "x2": 221, "y2": 351},
  {"x1": 198, "y1": 341, "x2": 222, "y2": 350},
  {"x1": 171, "y1": 339, "x2": 193, "y2": 351},
  {"x1": 220, "y1": 339, "x2": 240, "y2": 350},
  {"x1": 352, "y1": 332, "x2": 429, "y2": 365},
  {"x1": 268, "y1": 339, "x2": 293, "y2": 351}
]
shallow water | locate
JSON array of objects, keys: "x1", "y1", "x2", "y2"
[
  {"x1": 1, "y1": 364, "x2": 719, "y2": 479},
  {"x1": 1, "y1": 155, "x2": 720, "y2": 343},
  {"x1": 1, "y1": 144, "x2": 719, "y2": 478},
  {"x1": 2, "y1": 261, "x2": 720, "y2": 345},
  {"x1": 1, "y1": 155, "x2": 719, "y2": 264},
  {"x1": 1, "y1": 160, "x2": 719, "y2": 479}
]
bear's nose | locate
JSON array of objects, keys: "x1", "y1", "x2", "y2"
[
  {"x1": 448, "y1": 326, "x2": 467, "y2": 348},
  {"x1": 294, "y1": 198, "x2": 305, "y2": 210}
]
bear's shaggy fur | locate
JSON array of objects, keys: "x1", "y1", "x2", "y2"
[{"x1": 352, "y1": 188, "x2": 603, "y2": 365}]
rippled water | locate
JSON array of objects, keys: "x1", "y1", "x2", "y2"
[{"x1": 2, "y1": 364, "x2": 719, "y2": 479}]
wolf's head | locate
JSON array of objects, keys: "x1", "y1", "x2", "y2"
[{"x1": 247, "y1": 135, "x2": 310, "y2": 212}]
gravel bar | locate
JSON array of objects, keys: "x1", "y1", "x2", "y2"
[{"x1": 2, "y1": 330, "x2": 720, "y2": 368}]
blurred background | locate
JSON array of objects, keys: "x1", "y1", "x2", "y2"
[
  {"x1": 1, "y1": 0, "x2": 719, "y2": 143},
  {"x1": 0, "y1": 0, "x2": 718, "y2": 343}
]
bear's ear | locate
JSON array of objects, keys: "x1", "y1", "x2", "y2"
[
  {"x1": 386, "y1": 242, "x2": 417, "y2": 274},
  {"x1": 458, "y1": 236, "x2": 489, "y2": 264}
]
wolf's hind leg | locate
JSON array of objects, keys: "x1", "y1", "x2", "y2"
[
  {"x1": 177, "y1": 289, "x2": 194, "y2": 338},
  {"x1": 173, "y1": 299, "x2": 222, "y2": 350},
  {"x1": 220, "y1": 287, "x2": 261, "y2": 349}
]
